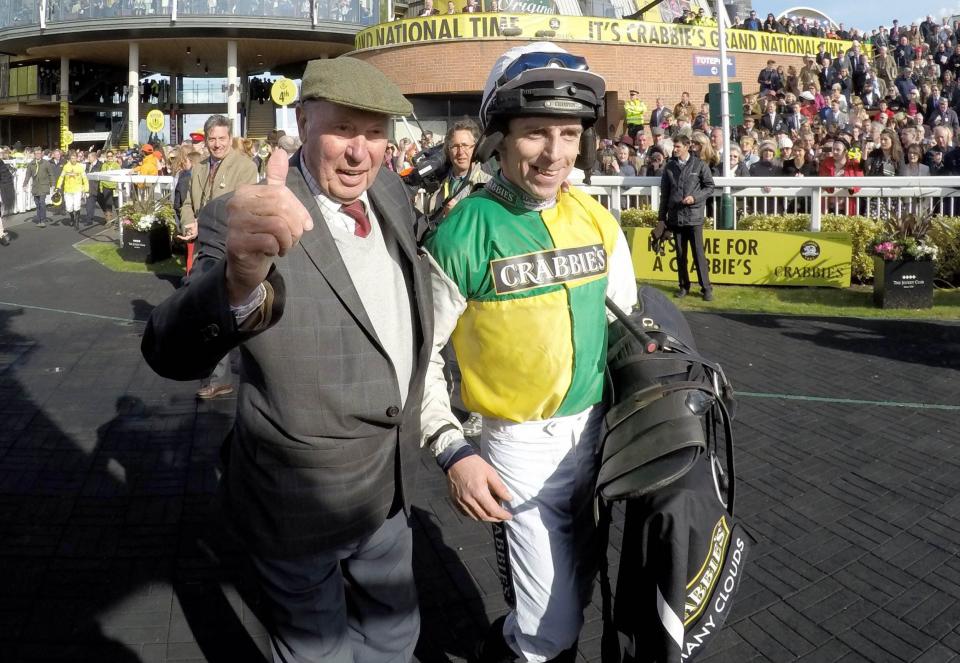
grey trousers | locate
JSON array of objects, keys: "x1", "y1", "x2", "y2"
[
  {"x1": 201, "y1": 351, "x2": 233, "y2": 388},
  {"x1": 250, "y1": 510, "x2": 419, "y2": 663}
]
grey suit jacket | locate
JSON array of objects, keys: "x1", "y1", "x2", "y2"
[{"x1": 142, "y1": 153, "x2": 433, "y2": 559}]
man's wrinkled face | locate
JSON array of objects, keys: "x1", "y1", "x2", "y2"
[
  {"x1": 297, "y1": 100, "x2": 388, "y2": 204},
  {"x1": 205, "y1": 125, "x2": 232, "y2": 160},
  {"x1": 499, "y1": 116, "x2": 582, "y2": 200}
]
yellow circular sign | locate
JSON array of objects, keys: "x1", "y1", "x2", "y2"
[
  {"x1": 271, "y1": 78, "x2": 298, "y2": 107},
  {"x1": 62, "y1": 130, "x2": 74, "y2": 145},
  {"x1": 146, "y1": 109, "x2": 165, "y2": 133}
]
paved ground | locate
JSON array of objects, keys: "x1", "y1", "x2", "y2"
[{"x1": 1, "y1": 209, "x2": 959, "y2": 662}]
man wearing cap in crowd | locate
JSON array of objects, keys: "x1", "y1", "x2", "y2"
[
  {"x1": 176, "y1": 114, "x2": 259, "y2": 400},
  {"x1": 623, "y1": 88, "x2": 647, "y2": 139},
  {"x1": 142, "y1": 58, "x2": 432, "y2": 663},
  {"x1": 421, "y1": 42, "x2": 637, "y2": 663}
]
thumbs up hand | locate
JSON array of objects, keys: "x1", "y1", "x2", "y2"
[{"x1": 225, "y1": 148, "x2": 313, "y2": 306}]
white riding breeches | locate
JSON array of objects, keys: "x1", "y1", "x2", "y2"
[
  {"x1": 482, "y1": 405, "x2": 604, "y2": 663},
  {"x1": 64, "y1": 192, "x2": 82, "y2": 213}
]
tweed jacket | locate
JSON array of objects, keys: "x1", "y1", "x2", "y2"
[
  {"x1": 180, "y1": 149, "x2": 259, "y2": 227},
  {"x1": 142, "y1": 154, "x2": 433, "y2": 559},
  {"x1": 23, "y1": 158, "x2": 56, "y2": 196}
]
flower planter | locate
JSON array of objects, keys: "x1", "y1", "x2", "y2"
[
  {"x1": 120, "y1": 224, "x2": 171, "y2": 264},
  {"x1": 872, "y1": 257, "x2": 934, "y2": 309}
]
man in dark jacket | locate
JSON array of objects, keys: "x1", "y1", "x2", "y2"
[
  {"x1": 0, "y1": 160, "x2": 14, "y2": 245},
  {"x1": 759, "y1": 98, "x2": 786, "y2": 135},
  {"x1": 757, "y1": 60, "x2": 783, "y2": 93},
  {"x1": 658, "y1": 134, "x2": 715, "y2": 301},
  {"x1": 23, "y1": 148, "x2": 56, "y2": 228},
  {"x1": 894, "y1": 36, "x2": 916, "y2": 68},
  {"x1": 82, "y1": 150, "x2": 102, "y2": 230}
]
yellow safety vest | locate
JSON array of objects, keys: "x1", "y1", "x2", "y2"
[{"x1": 624, "y1": 99, "x2": 647, "y2": 126}]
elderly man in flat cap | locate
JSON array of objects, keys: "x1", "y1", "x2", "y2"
[{"x1": 142, "y1": 58, "x2": 432, "y2": 663}]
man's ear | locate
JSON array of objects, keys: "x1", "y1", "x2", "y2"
[{"x1": 295, "y1": 105, "x2": 308, "y2": 143}]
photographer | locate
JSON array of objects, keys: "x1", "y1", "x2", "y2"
[
  {"x1": 424, "y1": 118, "x2": 491, "y2": 221},
  {"x1": 643, "y1": 145, "x2": 667, "y2": 176}
]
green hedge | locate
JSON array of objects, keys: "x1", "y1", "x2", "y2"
[
  {"x1": 739, "y1": 214, "x2": 880, "y2": 283},
  {"x1": 619, "y1": 208, "x2": 960, "y2": 285}
]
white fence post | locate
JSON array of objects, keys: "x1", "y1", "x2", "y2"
[{"x1": 810, "y1": 187, "x2": 822, "y2": 231}]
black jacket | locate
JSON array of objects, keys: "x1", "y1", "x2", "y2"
[
  {"x1": 0, "y1": 162, "x2": 14, "y2": 216},
  {"x1": 749, "y1": 159, "x2": 781, "y2": 177},
  {"x1": 759, "y1": 112, "x2": 786, "y2": 135},
  {"x1": 658, "y1": 155, "x2": 714, "y2": 228}
]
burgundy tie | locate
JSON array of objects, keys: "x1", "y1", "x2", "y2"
[{"x1": 341, "y1": 200, "x2": 371, "y2": 238}]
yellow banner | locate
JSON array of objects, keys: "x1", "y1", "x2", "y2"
[
  {"x1": 355, "y1": 14, "x2": 861, "y2": 58},
  {"x1": 627, "y1": 228, "x2": 852, "y2": 287}
]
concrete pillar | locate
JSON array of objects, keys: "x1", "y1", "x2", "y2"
[
  {"x1": 227, "y1": 40, "x2": 239, "y2": 136},
  {"x1": 128, "y1": 42, "x2": 139, "y2": 148},
  {"x1": 59, "y1": 56, "x2": 69, "y2": 99}
]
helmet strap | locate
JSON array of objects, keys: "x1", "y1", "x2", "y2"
[
  {"x1": 474, "y1": 127, "x2": 504, "y2": 165},
  {"x1": 575, "y1": 126, "x2": 598, "y2": 176}
]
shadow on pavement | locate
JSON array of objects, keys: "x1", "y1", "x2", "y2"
[
  {"x1": 717, "y1": 312, "x2": 960, "y2": 370},
  {"x1": 0, "y1": 307, "x2": 268, "y2": 662}
]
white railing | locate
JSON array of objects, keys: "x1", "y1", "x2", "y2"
[
  {"x1": 86, "y1": 171, "x2": 176, "y2": 210},
  {"x1": 570, "y1": 176, "x2": 960, "y2": 229}
]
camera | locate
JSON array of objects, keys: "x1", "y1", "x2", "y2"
[{"x1": 401, "y1": 144, "x2": 449, "y2": 194}]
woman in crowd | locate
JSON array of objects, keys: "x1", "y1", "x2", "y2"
[
  {"x1": 779, "y1": 137, "x2": 806, "y2": 176},
  {"x1": 762, "y1": 13, "x2": 779, "y2": 32},
  {"x1": 690, "y1": 131, "x2": 721, "y2": 176},
  {"x1": 383, "y1": 142, "x2": 399, "y2": 172},
  {"x1": 819, "y1": 137, "x2": 863, "y2": 215},
  {"x1": 829, "y1": 84, "x2": 849, "y2": 113},
  {"x1": 864, "y1": 128, "x2": 904, "y2": 176},
  {"x1": 173, "y1": 151, "x2": 201, "y2": 233},
  {"x1": 898, "y1": 143, "x2": 931, "y2": 175},
  {"x1": 727, "y1": 145, "x2": 751, "y2": 176},
  {"x1": 749, "y1": 140, "x2": 782, "y2": 176}
]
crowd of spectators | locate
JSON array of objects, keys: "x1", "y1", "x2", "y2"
[
  {"x1": 0, "y1": 129, "x2": 302, "y2": 232},
  {"x1": 593, "y1": 13, "x2": 960, "y2": 183}
]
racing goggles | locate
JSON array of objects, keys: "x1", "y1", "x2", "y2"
[{"x1": 497, "y1": 52, "x2": 589, "y2": 87}]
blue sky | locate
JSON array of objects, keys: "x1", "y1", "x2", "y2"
[{"x1": 758, "y1": 1, "x2": 960, "y2": 32}]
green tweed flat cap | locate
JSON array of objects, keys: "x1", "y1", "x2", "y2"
[{"x1": 300, "y1": 57, "x2": 412, "y2": 116}]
